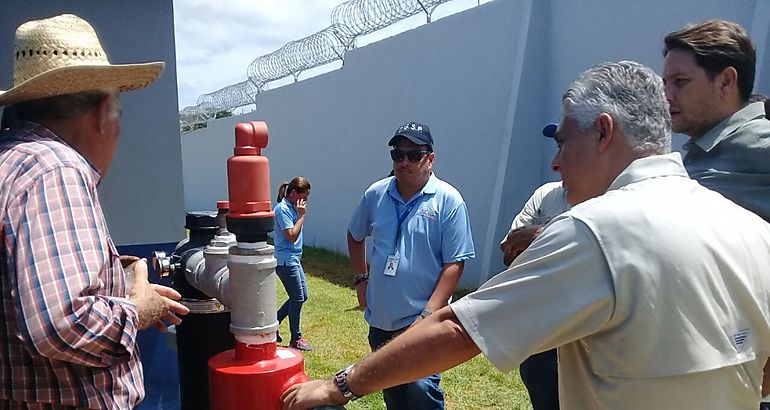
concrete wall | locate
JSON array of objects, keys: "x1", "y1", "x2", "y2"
[
  {"x1": 1, "y1": 0, "x2": 185, "y2": 246},
  {"x1": 182, "y1": 0, "x2": 769, "y2": 288},
  {"x1": 184, "y1": 0, "x2": 530, "y2": 289}
]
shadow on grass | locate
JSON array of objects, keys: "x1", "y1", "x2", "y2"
[
  {"x1": 301, "y1": 246, "x2": 476, "y2": 301},
  {"x1": 301, "y1": 246, "x2": 356, "y2": 289}
]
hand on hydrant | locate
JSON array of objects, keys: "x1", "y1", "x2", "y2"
[
  {"x1": 281, "y1": 379, "x2": 348, "y2": 410},
  {"x1": 128, "y1": 259, "x2": 189, "y2": 331}
]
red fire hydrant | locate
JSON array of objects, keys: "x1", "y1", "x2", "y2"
[{"x1": 208, "y1": 121, "x2": 309, "y2": 409}]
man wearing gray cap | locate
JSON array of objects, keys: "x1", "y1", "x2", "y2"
[
  {"x1": 0, "y1": 14, "x2": 188, "y2": 409},
  {"x1": 345, "y1": 122, "x2": 475, "y2": 410}
]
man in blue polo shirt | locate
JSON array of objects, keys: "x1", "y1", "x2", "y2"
[{"x1": 346, "y1": 121, "x2": 475, "y2": 410}]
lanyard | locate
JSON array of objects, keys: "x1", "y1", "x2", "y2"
[{"x1": 392, "y1": 195, "x2": 419, "y2": 252}]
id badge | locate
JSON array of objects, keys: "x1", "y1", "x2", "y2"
[{"x1": 384, "y1": 253, "x2": 400, "y2": 276}]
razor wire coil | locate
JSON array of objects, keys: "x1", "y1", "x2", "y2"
[{"x1": 181, "y1": 0, "x2": 456, "y2": 132}]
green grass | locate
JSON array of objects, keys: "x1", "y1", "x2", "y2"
[{"x1": 276, "y1": 246, "x2": 533, "y2": 409}]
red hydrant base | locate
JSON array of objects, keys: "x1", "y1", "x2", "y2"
[{"x1": 209, "y1": 346, "x2": 309, "y2": 410}]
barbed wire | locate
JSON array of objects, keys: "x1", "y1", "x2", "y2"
[
  {"x1": 332, "y1": 0, "x2": 448, "y2": 39},
  {"x1": 247, "y1": 24, "x2": 350, "y2": 86},
  {"x1": 180, "y1": 0, "x2": 457, "y2": 132}
]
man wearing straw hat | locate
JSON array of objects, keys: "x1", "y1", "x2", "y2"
[{"x1": 0, "y1": 14, "x2": 188, "y2": 409}]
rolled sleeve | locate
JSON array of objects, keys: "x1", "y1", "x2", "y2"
[
  {"x1": 347, "y1": 192, "x2": 371, "y2": 242},
  {"x1": 275, "y1": 200, "x2": 295, "y2": 231},
  {"x1": 500, "y1": 194, "x2": 537, "y2": 245},
  {"x1": 441, "y1": 202, "x2": 475, "y2": 263},
  {"x1": 452, "y1": 216, "x2": 614, "y2": 372}
]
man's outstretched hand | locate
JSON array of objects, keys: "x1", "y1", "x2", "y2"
[{"x1": 127, "y1": 259, "x2": 189, "y2": 331}]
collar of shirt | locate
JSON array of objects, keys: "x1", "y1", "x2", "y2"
[
  {"x1": 282, "y1": 197, "x2": 296, "y2": 210},
  {"x1": 608, "y1": 152, "x2": 688, "y2": 192},
  {"x1": 386, "y1": 172, "x2": 439, "y2": 204},
  {"x1": 695, "y1": 102, "x2": 766, "y2": 153},
  {"x1": 7, "y1": 121, "x2": 103, "y2": 183}
]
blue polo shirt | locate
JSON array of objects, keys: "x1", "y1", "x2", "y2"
[
  {"x1": 348, "y1": 174, "x2": 475, "y2": 330},
  {"x1": 273, "y1": 198, "x2": 303, "y2": 266}
]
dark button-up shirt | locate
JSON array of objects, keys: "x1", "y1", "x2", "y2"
[{"x1": 683, "y1": 102, "x2": 770, "y2": 222}]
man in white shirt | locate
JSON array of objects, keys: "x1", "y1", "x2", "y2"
[
  {"x1": 499, "y1": 138, "x2": 569, "y2": 410},
  {"x1": 282, "y1": 60, "x2": 770, "y2": 410},
  {"x1": 500, "y1": 179, "x2": 569, "y2": 266},
  {"x1": 663, "y1": 19, "x2": 770, "y2": 410}
]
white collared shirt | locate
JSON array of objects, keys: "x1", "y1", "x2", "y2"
[{"x1": 454, "y1": 153, "x2": 770, "y2": 410}]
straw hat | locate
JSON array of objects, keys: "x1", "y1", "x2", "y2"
[{"x1": 0, "y1": 14, "x2": 165, "y2": 106}]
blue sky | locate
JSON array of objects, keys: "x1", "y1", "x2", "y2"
[{"x1": 172, "y1": 0, "x2": 485, "y2": 110}]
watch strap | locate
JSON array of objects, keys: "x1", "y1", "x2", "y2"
[
  {"x1": 334, "y1": 364, "x2": 361, "y2": 401},
  {"x1": 353, "y1": 272, "x2": 369, "y2": 285}
]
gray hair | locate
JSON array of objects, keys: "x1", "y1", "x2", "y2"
[
  {"x1": 562, "y1": 61, "x2": 671, "y2": 154},
  {"x1": 12, "y1": 88, "x2": 118, "y2": 123}
]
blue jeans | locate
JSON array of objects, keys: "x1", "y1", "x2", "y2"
[
  {"x1": 368, "y1": 326, "x2": 444, "y2": 410},
  {"x1": 519, "y1": 349, "x2": 559, "y2": 410},
  {"x1": 276, "y1": 264, "x2": 308, "y2": 340}
]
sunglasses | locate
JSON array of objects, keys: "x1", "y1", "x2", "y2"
[{"x1": 390, "y1": 149, "x2": 432, "y2": 163}]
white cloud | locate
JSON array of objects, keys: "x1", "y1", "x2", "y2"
[
  {"x1": 173, "y1": 0, "x2": 482, "y2": 109},
  {"x1": 173, "y1": 0, "x2": 340, "y2": 108}
]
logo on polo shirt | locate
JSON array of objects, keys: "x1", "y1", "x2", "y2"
[
  {"x1": 416, "y1": 203, "x2": 438, "y2": 220},
  {"x1": 731, "y1": 329, "x2": 750, "y2": 351}
]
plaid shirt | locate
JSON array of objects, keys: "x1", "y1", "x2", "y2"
[{"x1": 0, "y1": 123, "x2": 143, "y2": 409}]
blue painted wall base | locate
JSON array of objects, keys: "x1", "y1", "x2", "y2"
[{"x1": 117, "y1": 242, "x2": 182, "y2": 410}]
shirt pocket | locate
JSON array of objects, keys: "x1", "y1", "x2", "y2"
[{"x1": 105, "y1": 238, "x2": 127, "y2": 297}]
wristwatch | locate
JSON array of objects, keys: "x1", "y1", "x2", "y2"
[
  {"x1": 353, "y1": 272, "x2": 369, "y2": 285},
  {"x1": 420, "y1": 309, "x2": 433, "y2": 319},
  {"x1": 333, "y1": 364, "x2": 361, "y2": 401}
]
